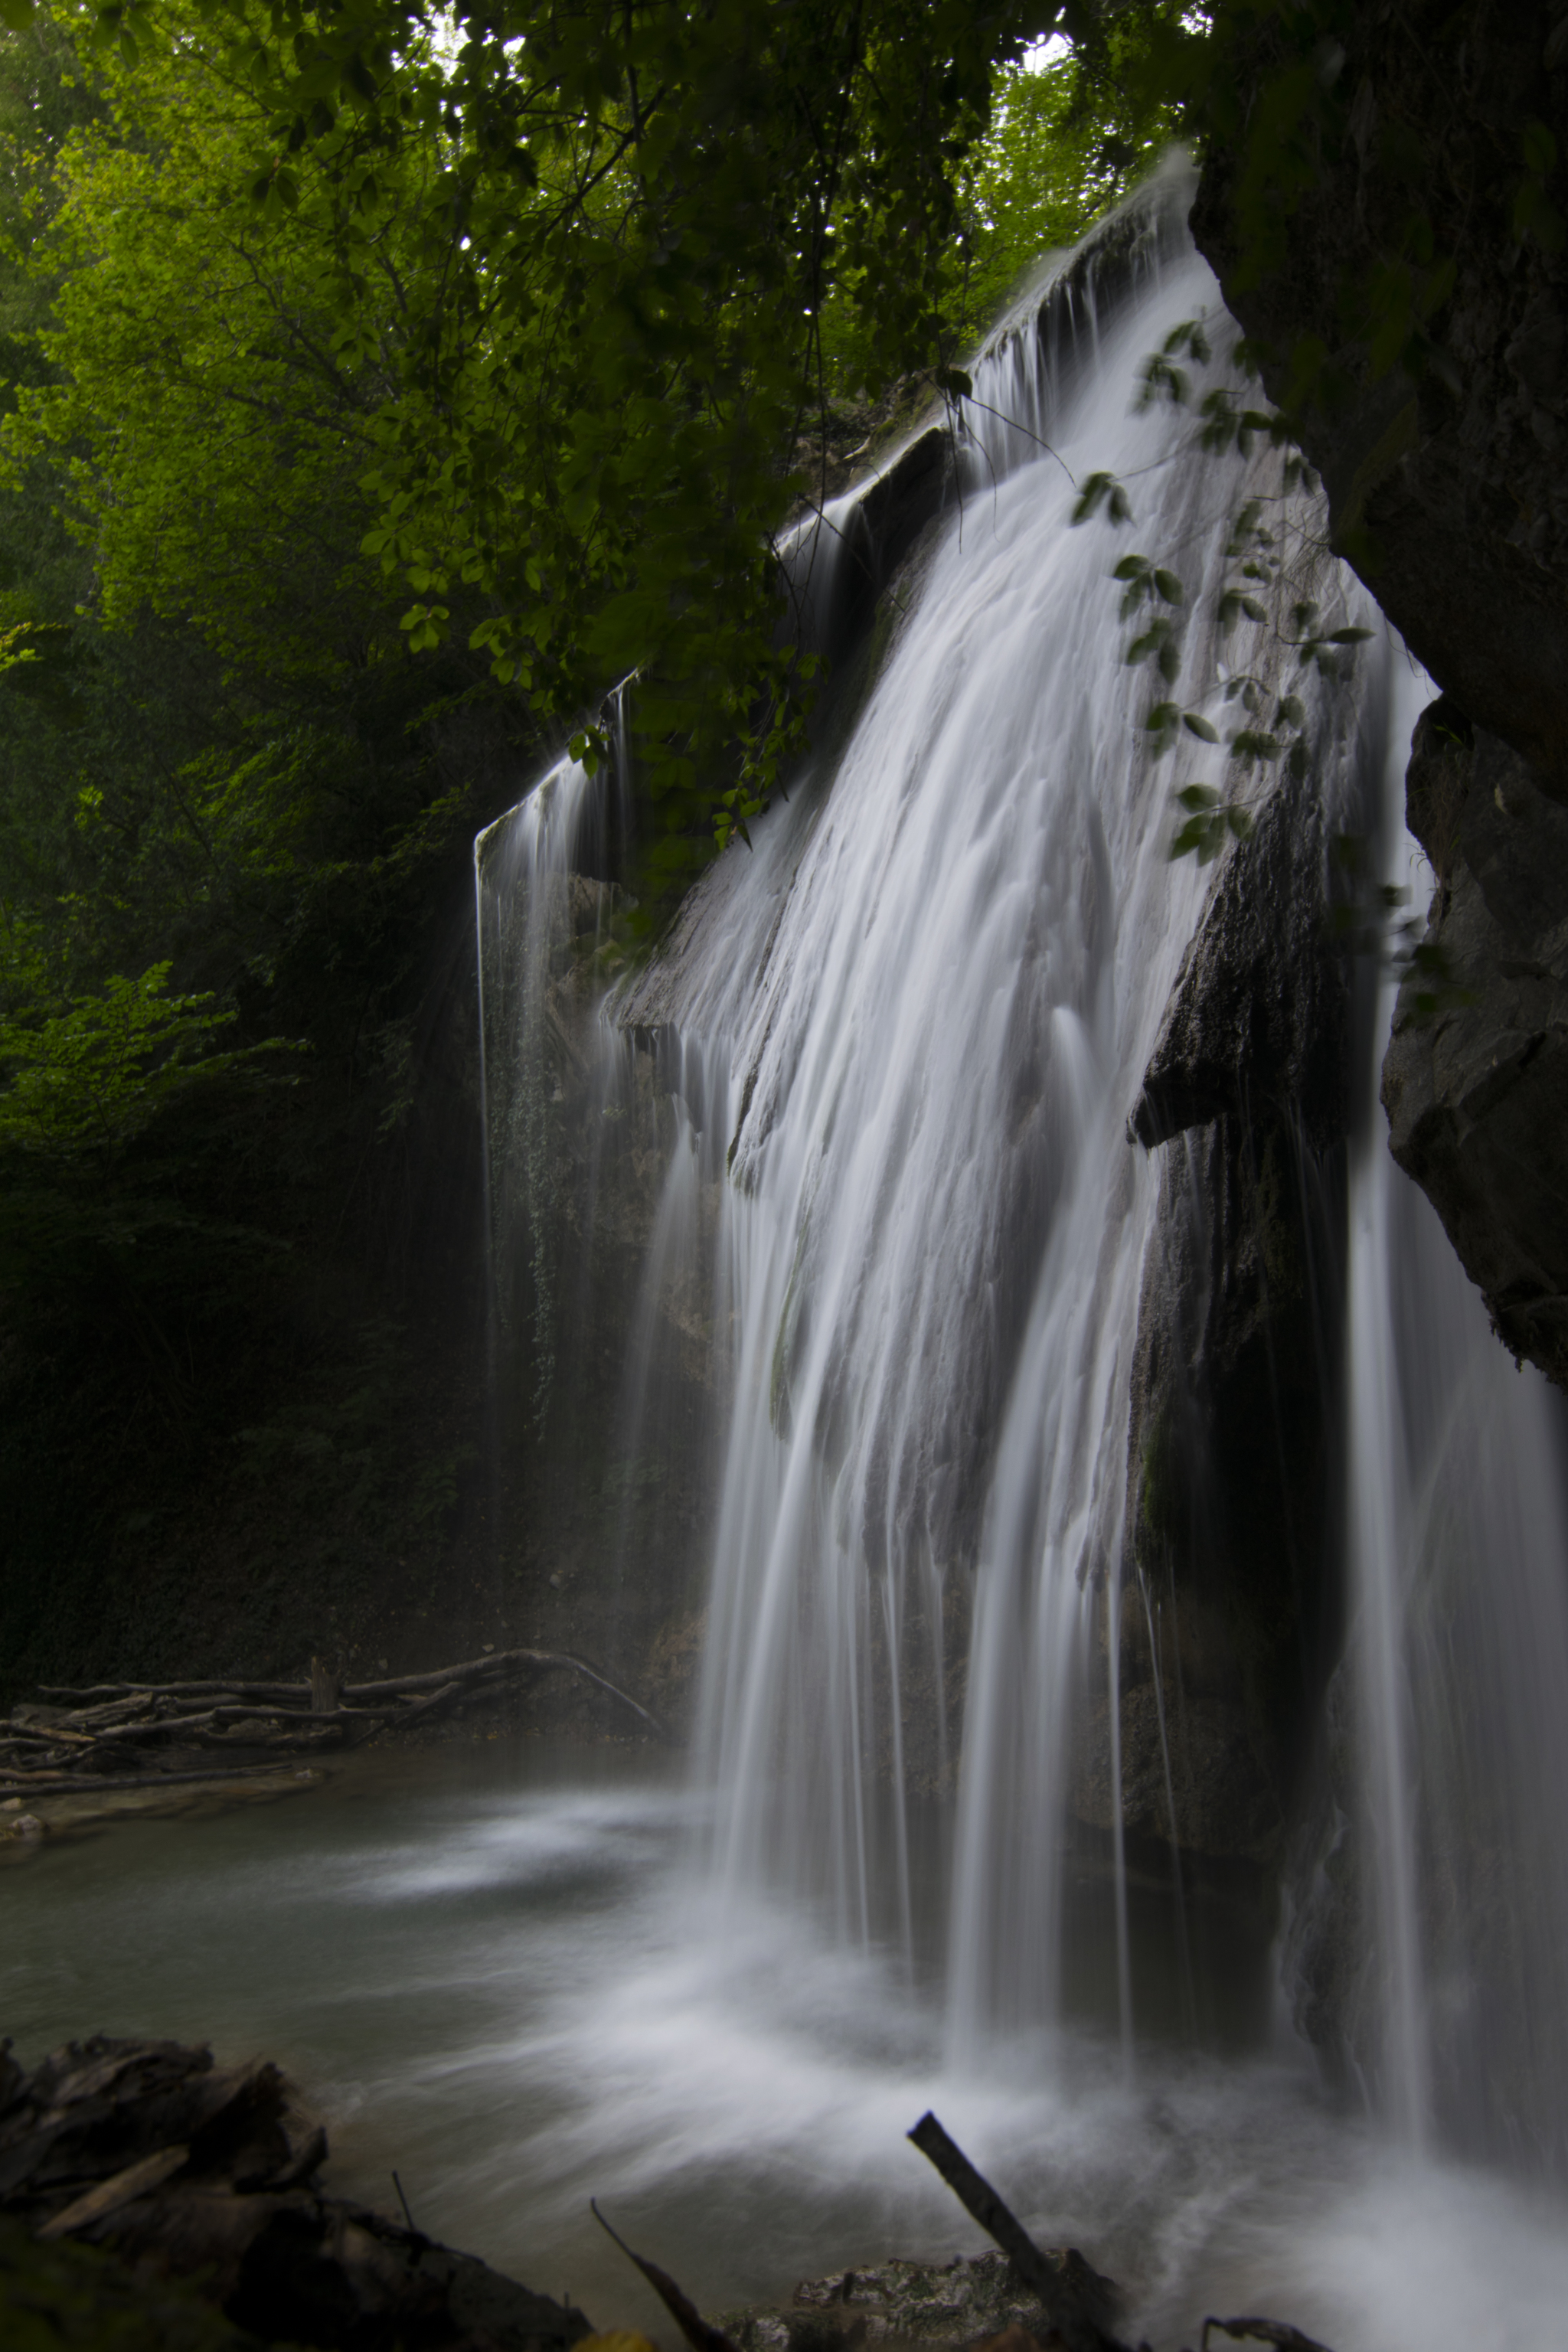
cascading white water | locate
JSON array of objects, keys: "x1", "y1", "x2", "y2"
[
  {"x1": 475, "y1": 172, "x2": 1568, "y2": 2197},
  {"x1": 475, "y1": 750, "x2": 601, "y2": 1417},
  {"x1": 590, "y1": 175, "x2": 1370, "y2": 2050},
  {"x1": 1343, "y1": 668, "x2": 1568, "y2": 2171}
]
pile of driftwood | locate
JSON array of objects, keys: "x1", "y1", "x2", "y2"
[
  {"x1": 2, "y1": 1647, "x2": 668, "y2": 1802},
  {"x1": 0, "y1": 2031, "x2": 591, "y2": 2350}
]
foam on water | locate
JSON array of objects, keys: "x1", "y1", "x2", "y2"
[{"x1": 8, "y1": 1757, "x2": 1568, "y2": 2350}]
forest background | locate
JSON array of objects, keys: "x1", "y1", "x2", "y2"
[
  {"x1": 0, "y1": 0, "x2": 1482, "y2": 1697},
  {"x1": 0, "y1": 0, "x2": 1194, "y2": 1696}
]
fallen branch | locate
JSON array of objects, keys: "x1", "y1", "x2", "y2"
[
  {"x1": 1, "y1": 1762, "x2": 322, "y2": 1800},
  {"x1": 593, "y1": 2201, "x2": 743, "y2": 2352},
  {"x1": 40, "y1": 1681, "x2": 322, "y2": 1704},
  {"x1": 9, "y1": 1647, "x2": 669, "y2": 1798},
  {"x1": 39, "y1": 1647, "x2": 669, "y2": 1741},
  {"x1": 907, "y1": 2112, "x2": 1125, "y2": 2352}
]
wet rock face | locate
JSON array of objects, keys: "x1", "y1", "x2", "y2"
[
  {"x1": 1191, "y1": 7, "x2": 1568, "y2": 1393},
  {"x1": 1129, "y1": 778, "x2": 1348, "y2": 1155},
  {"x1": 1382, "y1": 705, "x2": 1568, "y2": 1387},
  {"x1": 1108, "y1": 1106, "x2": 1339, "y2": 1872},
  {"x1": 1116, "y1": 752, "x2": 1351, "y2": 1872},
  {"x1": 1191, "y1": 2, "x2": 1568, "y2": 795}
]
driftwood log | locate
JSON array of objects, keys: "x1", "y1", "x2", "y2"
[
  {"x1": 907, "y1": 2114, "x2": 1125, "y2": 2352},
  {"x1": 907, "y1": 2112, "x2": 1336, "y2": 2352},
  {"x1": 0, "y1": 2032, "x2": 592, "y2": 2350},
  {"x1": 2, "y1": 1648, "x2": 668, "y2": 1801}
]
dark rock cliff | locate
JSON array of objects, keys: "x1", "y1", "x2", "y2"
[
  {"x1": 1113, "y1": 769, "x2": 1351, "y2": 1877},
  {"x1": 1382, "y1": 703, "x2": 1568, "y2": 1384},
  {"x1": 1190, "y1": 0, "x2": 1568, "y2": 1390}
]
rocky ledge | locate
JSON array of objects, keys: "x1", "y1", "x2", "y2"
[
  {"x1": 0, "y1": 2032, "x2": 591, "y2": 2351},
  {"x1": 721, "y1": 2252, "x2": 1085, "y2": 2352}
]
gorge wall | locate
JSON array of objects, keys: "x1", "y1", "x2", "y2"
[{"x1": 1191, "y1": 0, "x2": 1568, "y2": 1392}]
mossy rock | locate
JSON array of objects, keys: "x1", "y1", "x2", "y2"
[{"x1": 0, "y1": 2216, "x2": 261, "y2": 2352}]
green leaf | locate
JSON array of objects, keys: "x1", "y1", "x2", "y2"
[
  {"x1": 1182, "y1": 712, "x2": 1219, "y2": 743},
  {"x1": 1524, "y1": 119, "x2": 1558, "y2": 179},
  {"x1": 1071, "y1": 472, "x2": 1115, "y2": 524}
]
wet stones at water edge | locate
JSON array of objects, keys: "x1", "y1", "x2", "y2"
[
  {"x1": 0, "y1": 2033, "x2": 593, "y2": 2350},
  {"x1": 720, "y1": 2252, "x2": 1099, "y2": 2352},
  {"x1": 720, "y1": 2257, "x2": 1329, "y2": 2352},
  {"x1": 718, "y1": 2115, "x2": 1332, "y2": 2352}
]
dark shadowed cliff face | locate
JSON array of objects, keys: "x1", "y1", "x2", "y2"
[
  {"x1": 1382, "y1": 704, "x2": 1568, "y2": 1387},
  {"x1": 1191, "y1": 0, "x2": 1568, "y2": 1386}
]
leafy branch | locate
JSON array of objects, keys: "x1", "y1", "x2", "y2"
[
  {"x1": 0, "y1": 959, "x2": 301, "y2": 1157},
  {"x1": 1070, "y1": 315, "x2": 1377, "y2": 867}
]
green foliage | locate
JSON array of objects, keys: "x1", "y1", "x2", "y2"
[
  {"x1": 1066, "y1": 284, "x2": 1385, "y2": 868},
  {"x1": 0, "y1": 2216, "x2": 256, "y2": 2352},
  {"x1": 944, "y1": 35, "x2": 1181, "y2": 351},
  {"x1": 0, "y1": 6, "x2": 542, "y2": 1658},
  {"x1": 63, "y1": 0, "x2": 1036, "y2": 858},
  {"x1": 0, "y1": 948, "x2": 298, "y2": 1153},
  {"x1": 1329, "y1": 831, "x2": 1480, "y2": 1021},
  {"x1": 0, "y1": 0, "x2": 1494, "y2": 1636},
  {"x1": 1169, "y1": 781, "x2": 1253, "y2": 866}
]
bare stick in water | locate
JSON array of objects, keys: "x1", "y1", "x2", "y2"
[
  {"x1": 906, "y1": 2111, "x2": 1125, "y2": 2352},
  {"x1": 591, "y1": 2200, "x2": 743, "y2": 2352}
]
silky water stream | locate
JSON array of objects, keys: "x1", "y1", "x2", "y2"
[{"x1": 9, "y1": 186, "x2": 1568, "y2": 2349}]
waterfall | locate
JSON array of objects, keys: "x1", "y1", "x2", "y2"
[
  {"x1": 1339, "y1": 665, "x2": 1568, "y2": 2170},
  {"x1": 475, "y1": 750, "x2": 605, "y2": 1423},
  {"x1": 475, "y1": 170, "x2": 1568, "y2": 2178},
  {"x1": 635, "y1": 178, "x2": 1374, "y2": 2056}
]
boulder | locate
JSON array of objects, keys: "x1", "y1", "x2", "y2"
[{"x1": 0, "y1": 2033, "x2": 593, "y2": 2352}]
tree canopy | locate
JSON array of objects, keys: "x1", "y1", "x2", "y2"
[
  {"x1": 8, "y1": 0, "x2": 1534, "y2": 1662},
  {"x1": 0, "y1": 0, "x2": 1184, "y2": 1671}
]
